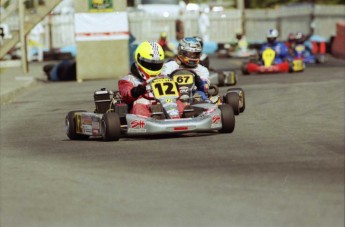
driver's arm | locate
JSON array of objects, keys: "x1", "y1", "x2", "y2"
[{"x1": 118, "y1": 76, "x2": 144, "y2": 103}]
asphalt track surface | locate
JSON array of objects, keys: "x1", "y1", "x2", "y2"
[{"x1": 1, "y1": 55, "x2": 344, "y2": 227}]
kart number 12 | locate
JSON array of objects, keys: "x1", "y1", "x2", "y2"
[{"x1": 152, "y1": 79, "x2": 179, "y2": 99}]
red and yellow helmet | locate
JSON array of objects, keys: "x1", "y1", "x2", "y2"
[{"x1": 134, "y1": 41, "x2": 165, "y2": 80}]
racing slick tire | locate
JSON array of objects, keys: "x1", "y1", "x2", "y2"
[
  {"x1": 241, "y1": 63, "x2": 249, "y2": 75},
  {"x1": 224, "y1": 92, "x2": 240, "y2": 115},
  {"x1": 288, "y1": 62, "x2": 294, "y2": 73},
  {"x1": 65, "y1": 110, "x2": 90, "y2": 140},
  {"x1": 218, "y1": 104, "x2": 235, "y2": 133},
  {"x1": 227, "y1": 88, "x2": 246, "y2": 113},
  {"x1": 226, "y1": 71, "x2": 237, "y2": 86},
  {"x1": 218, "y1": 72, "x2": 225, "y2": 87},
  {"x1": 208, "y1": 84, "x2": 219, "y2": 97},
  {"x1": 101, "y1": 112, "x2": 121, "y2": 141},
  {"x1": 316, "y1": 55, "x2": 326, "y2": 64}
]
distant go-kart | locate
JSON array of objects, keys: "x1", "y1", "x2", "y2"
[
  {"x1": 242, "y1": 48, "x2": 304, "y2": 75},
  {"x1": 65, "y1": 70, "x2": 236, "y2": 141},
  {"x1": 210, "y1": 68, "x2": 237, "y2": 87},
  {"x1": 292, "y1": 44, "x2": 325, "y2": 64}
]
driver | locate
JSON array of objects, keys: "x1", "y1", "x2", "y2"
[
  {"x1": 234, "y1": 29, "x2": 249, "y2": 52},
  {"x1": 260, "y1": 28, "x2": 289, "y2": 64},
  {"x1": 294, "y1": 31, "x2": 313, "y2": 56},
  {"x1": 157, "y1": 32, "x2": 175, "y2": 58},
  {"x1": 118, "y1": 41, "x2": 185, "y2": 117},
  {"x1": 161, "y1": 37, "x2": 210, "y2": 101}
]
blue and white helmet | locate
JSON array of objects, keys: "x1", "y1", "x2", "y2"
[
  {"x1": 177, "y1": 37, "x2": 202, "y2": 68},
  {"x1": 267, "y1": 28, "x2": 279, "y2": 38}
]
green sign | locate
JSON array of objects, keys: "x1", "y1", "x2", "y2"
[{"x1": 88, "y1": 0, "x2": 113, "y2": 12}]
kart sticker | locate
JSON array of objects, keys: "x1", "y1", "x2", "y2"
[
  {"x1": 173, "y1": 74, "x2": 194, "y2": 86},
  {"x1": 130, "y1": 120, "x2": 146, "y2": 129},
  {"x1": 295, "y1": 45, "x2": 305, "y2": 52},
  {"x1": 211, "y1": 115, "x2": 221, "y2": 128},
  {"x1": 151, "y1": 78, "x2": 179, "y2": 99},
  {"x1": 212, "y1": 115, "x2": 221, "y2": 124},
  {"x1": 293, "y1": 59, "x2": 304, "y2": 71},
  {"x1": 82, "y1": 125, "x2": 93, "y2": 135},
  {"x1": 262, "y1": 48, "x2": 275, "y2": 67},
  {"x1": 75, "y1": 113, "x2": 83, "y2": 133},
  {"x1": 81, "y1": 116, "x2": 92, "y2": 125},
  {"x1": 92, "y1": 129, "x2": 100, "y2": 135}
]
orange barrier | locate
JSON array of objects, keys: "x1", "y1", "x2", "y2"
[
  {"x1": 312, "y1": 41, "x2": 326, "y2": 55},
  {"x1": 331, "y1": 20, "x2": 345, "y2": 59}
]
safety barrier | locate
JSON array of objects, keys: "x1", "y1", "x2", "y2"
[
  {"x1": 2, "y1": 3, "x2": 344, "y2": 51},
  {"x1": 331, "y1": 21, "x2": 345, "y2": 59}
]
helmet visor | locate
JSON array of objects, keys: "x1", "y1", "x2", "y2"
[
  {"x1": 138, "y1": 57, "x2": 164, "y2": 71},
  {"x1": 267, "y1": 37, "x2": 276, "y2": 44},
  {"x1": 181, "y1": 50, "x2": 201, "y2": 59}
]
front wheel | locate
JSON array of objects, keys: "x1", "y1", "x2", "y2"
[
  {"x1": 218, "y1": 104, "x2": 235, "y2": 133},
  {"x1": 227, "y1": 88, "x2": 246, "y2": 113},
  {"x1": 101, "y1": 112, "x2": 121, "y2": 141},
  {"x1": 224, "y1": 92, "x2": 240, "y2": 115}
]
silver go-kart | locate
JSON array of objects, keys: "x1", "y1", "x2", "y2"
[{"x1": 65, "y1": 69, "x2": 236, "y2": 141}]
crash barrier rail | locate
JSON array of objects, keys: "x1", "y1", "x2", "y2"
[{"x1": 1, "y1": 3, "x2": 345, "y2": 52}]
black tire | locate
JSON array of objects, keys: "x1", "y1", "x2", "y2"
[
  {"x1": 224, "y1": 92, "x2": 240, "y2": 115},
  {"x1": 65, "y1": 110, "x2": 90, "y2": 140},
  {"x1": 226, "y1": 71, "x2": 237, "y2": 86},
  {"x1": 316, "y1": 55, "x2": 325, "y2": 64},
  {"x1": 238, "y1": 88, "x2": 246, "y2": 113},
  {"x1": 288, "y1": 62, "x2": 294, "y2": 73},
  {"x1": 218, "y1": 104, "x2": 235, "y2": 133},
  {"x1": 227, "y1": 88, "x2": 245, "y2": 113},
  {"x1": 241, "y1": 63, "x2": 249, "y2": 75},
  {"x1": 101, "y1": 112, "x2": 121, "y2": 141},
  {"x1": 208, "y1": 84, "x2": 219, "y2": 96},
  {"x1": 218, "y1": 72, "x2": 225, "y2": 87}
]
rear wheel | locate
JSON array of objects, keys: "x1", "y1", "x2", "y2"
[
  {"x1": 218, "y1": 104, "x2": 235, "y2": 133},
  {"x1": 241, "y1": 63, "x2": 249, "y2": 75},
  {"x1": 224, "y1": 92, "x2": 240, "y2": 115},
  {"x1": 65, "y1": 110, "x2": 90, "y2": 140},
  {"x1": 226, "y1": 71, "x2": 237, "y2": 86},
  {"x1": 101, "y1": 112, "x2": 121, "y2": 141}
]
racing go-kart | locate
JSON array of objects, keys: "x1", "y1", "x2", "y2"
[
  {"x1": 290, "y1": 44, "x2": 325, "y2": 64},
  {"x1": 242, "y1": 48, "x2": 304, "y2": 75},
  {"x1": 217, "y1": 43, "x2": 258, "y2": 59},
  {"x1": 65, "y1": 69, "x2": 236, "y2": 141}
]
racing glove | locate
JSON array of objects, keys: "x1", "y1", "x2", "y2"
[{"x1": 130, "y1": 84, "x2": 146, "y2": 98}]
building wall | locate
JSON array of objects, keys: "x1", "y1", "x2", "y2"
[{"x1": 74, "y1": 0, "x2": 129, "y2": 81}]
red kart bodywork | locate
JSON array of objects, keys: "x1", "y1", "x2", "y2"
[{"x1": 245, "y1": 61, "x2": 290, "y2": 74}]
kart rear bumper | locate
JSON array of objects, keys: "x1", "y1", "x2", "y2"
[{"x1": 246, "y1": 62, "x2": 289, "y2": 74}]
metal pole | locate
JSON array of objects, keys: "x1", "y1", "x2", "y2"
[
  {"x1": 19, "y1": 0, "x2": 28, "y2": 73},
  {"x1": 237, "y1": 0, "x2": 245, "y2": 34}
]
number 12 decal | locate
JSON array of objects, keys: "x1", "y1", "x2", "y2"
[{"x1": 151, "y1": 79, "x2": 179, "y2": 98}]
